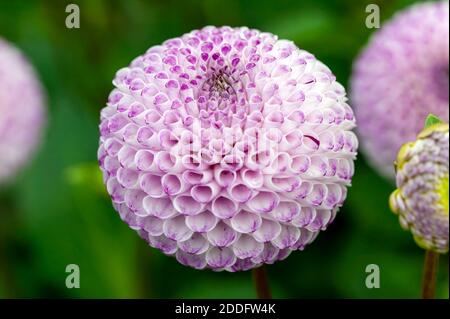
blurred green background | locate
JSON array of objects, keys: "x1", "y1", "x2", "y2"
[{"x1": 0, "y1": 0, "x2": 448, "y2": 298}]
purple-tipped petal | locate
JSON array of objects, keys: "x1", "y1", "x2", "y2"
[
  {"x1": 253, "y1": 218, "x2": 282, "y2": 243},
  {"x1": 173, "y1": 195, "x2": 205, "y2": 216},
  {"x1": 185, "y1": 211, "x2": 218, "y2": 233},
  {"x1": 230, "y1": 210, "x2": 262, "y2": 233},
  {"x1": 178, "y1": 232, "x2": 209, "y2": 254},
  {"x1": 247, "y1": 191, "x2": 280, "y2": 213},
  {"x1": 143, "y1": 197, "x2": 177, "y2": 219},
  {"x1": 207, "y1": 222, "x2": 238, "y2": 247},
  {"x1": 211, "y1": 195, "x2": 239, "y2": 218},
  {"x1": 271, "y1": 225, "x2": 301, "y2": 249},
  {"x1": 206, "y1": 247, "x2": 237, "y2": 269},
  {"x1": 163, "y1": 215, "x2": 193, "y2": 242},
  {"x1": 175, "y1": 251, "x2": 207, "y2": 269},
  {"x1": 232, "y1": 235, "x2": 264, "y2": 259}
]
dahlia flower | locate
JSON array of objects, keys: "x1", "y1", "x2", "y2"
[
  {"x1": 98, "y1": 26, "x2": 358, "y2": 271},
  {"x1": 351, "y1": 1, "x2": 449, "y2": 179},
  {"x1": 390, "y1": 119, "x2": 449, "y2": 253},
  {"x1": 0, "y1": 38, "x2": 46, "y2": 183}
]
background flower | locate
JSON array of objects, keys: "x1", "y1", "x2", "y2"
[
  {"x1": 390, "y1": 121, "x2": 449, "y2": 253},
  {"x1": 351, "y1": 1, "x2": 449, "y2": 179},
  {"x1": 0, "y1": 38, "x2": 46, "y2": 183},
  {"x1": 99, "y1": 26, "x2": 358, "y2": 271}
]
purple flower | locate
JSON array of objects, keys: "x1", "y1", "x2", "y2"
[
  {"x1": 99, "y1": 26, "x2": 358, "y2": 271},
  {"x1": 0, "y1": 38, "x2": 46, "y2": 183},
  {"x1": 390, "y1": 122, "x2": 449, "y2": 253},
  {"x1": 351, "y1": 1, "x2": 449, "y2": 179}
]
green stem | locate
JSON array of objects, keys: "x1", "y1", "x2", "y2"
[
  {"x1": 252, "y1": 265, "x2": 272, "y2": 299},
  {"x1": 422, "y1": 250, "x2": 439, "y2": 299},
  {"x1": 0, "y1": 195, "x2": 18, "y2": 297}
]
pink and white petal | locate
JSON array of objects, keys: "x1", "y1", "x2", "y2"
[
  {"x1": 251, "y1": 243, "x2": 280, "y2": 264},
  {"x1": 143, "y1": 196, "x2": 177, "y2": 219},
  {"x1": 232, "y1": 235, "x2": 264, "y2": 259},
  {"x1": 185, "y1": 211, "x2": 218, "y2": 233},
  {"x1": 270, "y1": 200, "x2": 301, "y2": 222},
  {"x1": 246, "y1": 191, "x2": 280, "y2": 213},
  {"x1": 163, "y1": 215, "x2": 193, "y2": 242},
  {"x1": 142, "y1": 216, "x2": 165, "y2": 236},
  {"x1": 206, "y1": 247, "x2": 237, "y2": 269},
  {"x1": 148, "y1": 235, "x2": 178, "y2": 255},
  {"x1": 230, "y1": 210, "x2": 262, "y2": 233},
  {"x1": 206, "y1": 222, "x2": 238, "y2": 247},
  {"x1": 173, "y1": 195, "x2": 205, "y2": 216},
  {"x1": 178, "y1": 233, "x2": 209, "y2": 254},
  {"x1": 291, "y1": 206, "x2": 316, "y2": 228},
  {"x1": 271, "y1": 225, "x2": 301, "y2": 249},
  {"x1": 307, "y1": 209, "x2": 332, "y2": 231},
  {"x1": 253, "y1": 218, "x2": 282, "y2": 243},
  {"x1": 175, "y1": 251, "x2": 207, "y2": 270},
  {"x1": 211, "y1": 196, "x2": 239, "y2": 218}
]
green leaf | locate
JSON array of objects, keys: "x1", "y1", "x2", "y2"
[
  {"x1": 424, "y1": 114, "x2": 444, "y2": 128},
  {"x1": 65, "y1": 162, "x2": 106, "y2": 196}
]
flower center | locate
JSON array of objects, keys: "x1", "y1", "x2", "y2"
[{"x1": 198, "y1": 67, "x2": 247, "y2": 130}]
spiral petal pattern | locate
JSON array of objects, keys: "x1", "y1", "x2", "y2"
[{"x1": 99, "y1": 26, "x2": 357, "y2": 271}]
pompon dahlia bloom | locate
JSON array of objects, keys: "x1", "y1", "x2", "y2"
[
  {"x1": 390, "y1": 121, "x2": 449, "y2": 253},
  {"x1": 351, "y1": 1, "x2": 449, "y2": 179},
  {"x1": 98, "y1": 26, "x2": 358, "y2": 271},
  {"x1": 0, "y1": 38, "x2": 46, "y2": 183}
]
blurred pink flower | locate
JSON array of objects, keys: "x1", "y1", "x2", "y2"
[
  {"x1": 351, "y1": 1, "x2": 449, "y2": 179},
  {"x1": 0, "y1": 38, "x2": 46, "y2": 183},
  {"x1": 99, "y1": 26, "x2": 357, "y2": 271}
]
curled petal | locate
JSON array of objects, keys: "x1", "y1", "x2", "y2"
[
  {"x1": 270, "y1": 200, "x2": 301, "y2": 222},
  {"x1": 211, "y1": 195, "x2": 239, "y2": 219},
  {"x1": 178, "y1": 233, "x2": 209, "y2": 254},
  {"x1": 230, "y1": 210, "x2": 262, "y2": 233},
  {"x1": 207, "y1": 222, "x2": 238, "y2": 247},
  {"x1": 185, "y1": 211, "x2": 218, "y2": 233},
  {"x1": 228, "y1": 182, "x2": 253, "y2": 203},
  {"x1": 232, "y1": 235, "x2": 264, "y2": 259},
  {"x1": 191, "y1": 182, "x2": 220, "y2": 203},
  {"x1": 140, "y1": 173, "x2": 165, "y2": 197},
  {"x1": 307, "y1": 209, "x2": 332, "y2": 231},
  {"x1": 206, "y1": 247, "x2": 237, "y2": 269},
  {"x1": 163, "y1": 215, "x2": 193, "y2": 242},
  {"x1": 148, "y1": 235, "x2": 178, "y2": 255},
  {"x1": 161, "y1": 173, "x2": 189, "y2": 196},
  {"x1": 142, "y1": 216, "x2": 165, "y2": 236},
  {"x1": 253, "y1": 219, "x2": 282, "y2": 243},
  {"x1": 143, "y1": 197, "x2": 177, "y2": 219},
  {"x1": 240, "y1": 168, "x2": 264, "y2": 189},
  {"x1": 173, "y1": 195, "x2": 205, "y2": 216},
  {"x1": 271, "y1": 225, "x2": 300, "y2": 249},
  {"x1": 182, "y1": 169, "x2": 213, "y2": 185},
  {"x1": 214, "y1": 166, "x2": 237, "y2": 187},
  {"x1": 246, "y1": 191, "x2": 280, "y2": 213},
  {"x1": 175, "y1": 251, "x2": 207, "y2": 269}
]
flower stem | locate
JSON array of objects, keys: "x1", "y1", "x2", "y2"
[
  {"x1": 252, "y1": 265, "x2": 272, "y2": 299},
  {"x1": 422, "y1": 250, "x2": 439, "y2": 299}
]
